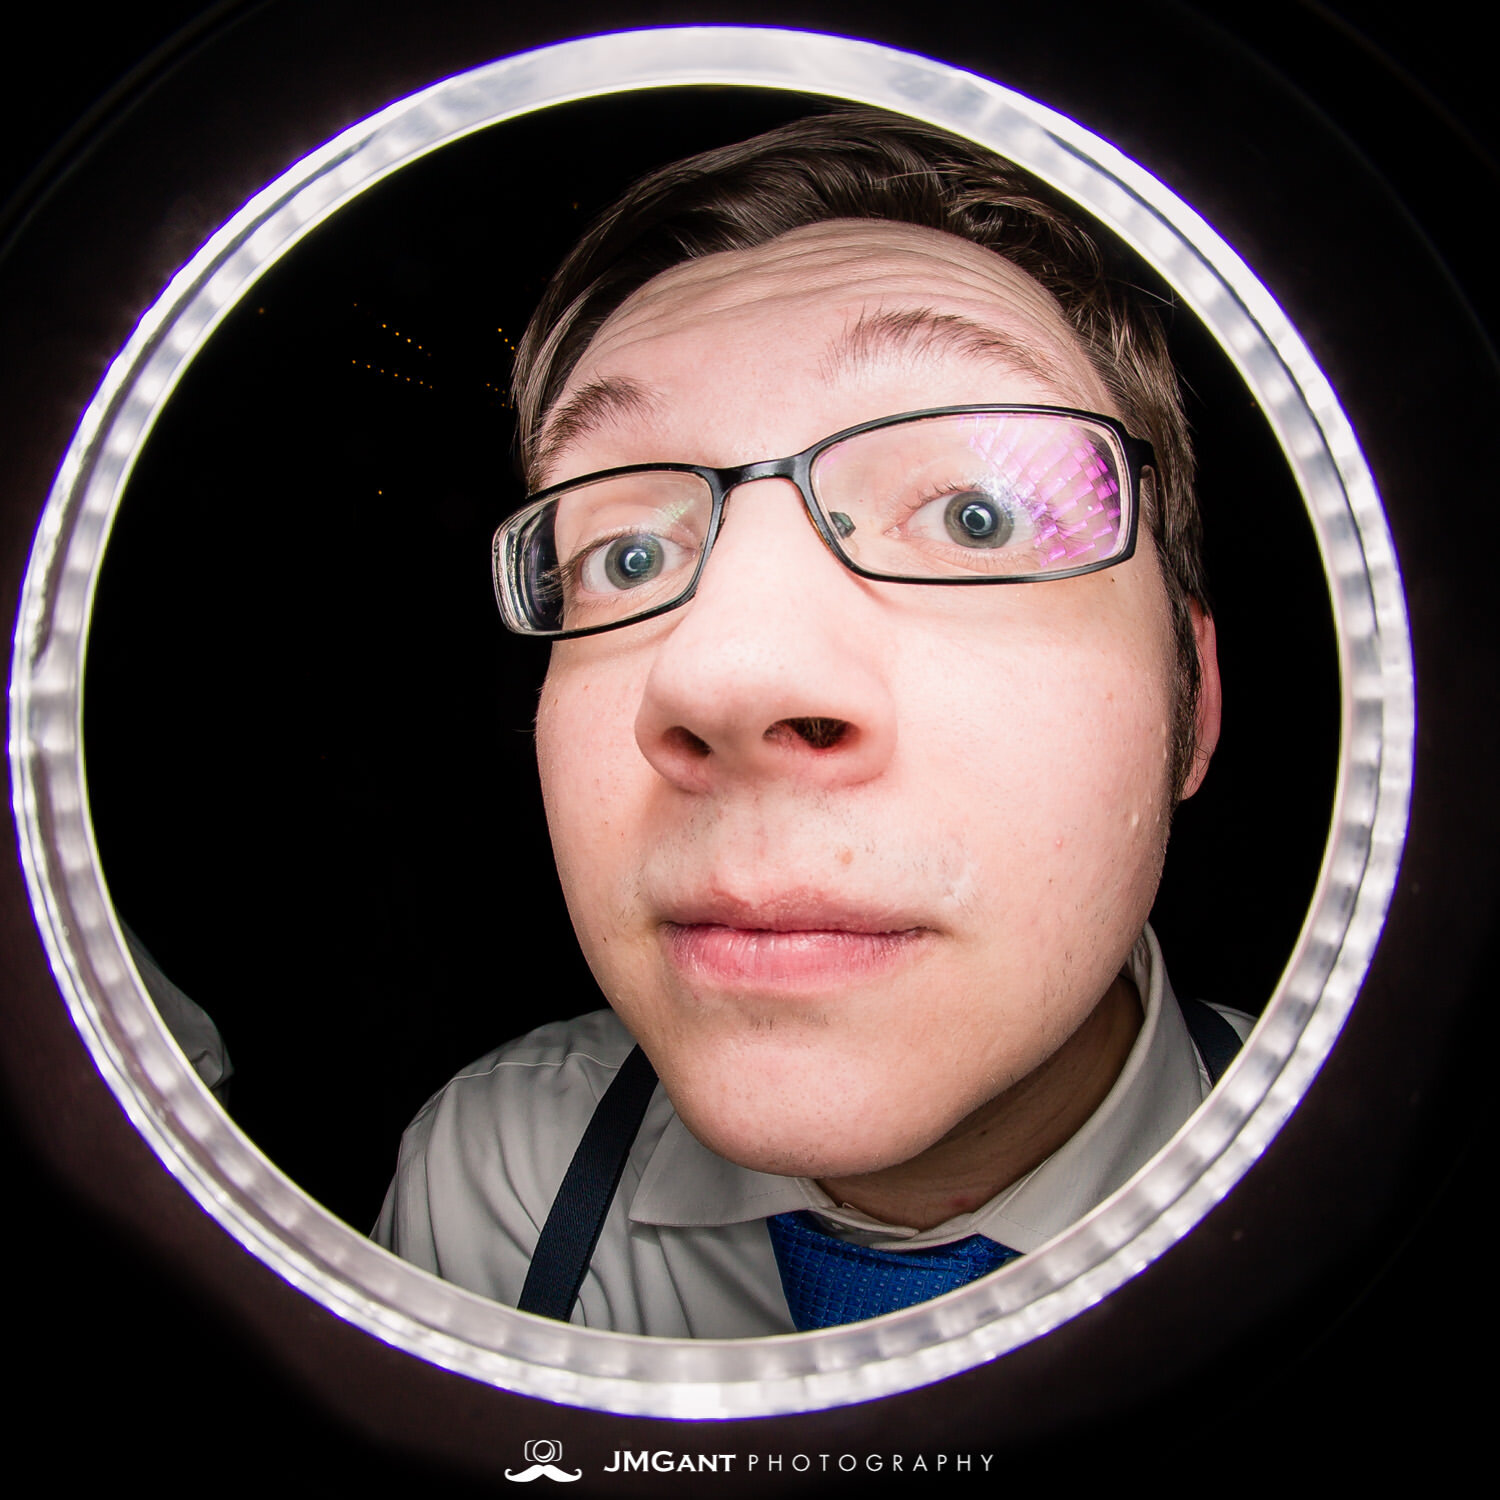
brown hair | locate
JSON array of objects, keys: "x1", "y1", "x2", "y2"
[{"x1": 512, "y1": 108, "x2": 1208, "y2": 794}]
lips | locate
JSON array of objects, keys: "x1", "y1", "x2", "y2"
[{"x1": 659, "y1": 891, "x2": 931, "y2": 990}]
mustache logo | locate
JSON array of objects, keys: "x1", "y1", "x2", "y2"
[{"x1": 503, "y1": 1463, "x2": 582, "y2": 1483}]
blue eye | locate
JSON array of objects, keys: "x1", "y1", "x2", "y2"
[
  {"x1": 943, "y1": 492, "x2": 1014, "y2": 548},
  {"x1": 571, "y1": 522, "x2": 696, "y2": 602},
  {"x1": 602, "y1": 534, "x2": 665, "y2": 588}
]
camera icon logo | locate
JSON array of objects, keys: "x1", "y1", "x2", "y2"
[{"x1": 506, "y1": 1438, "x2": 582, "y2": 1483}]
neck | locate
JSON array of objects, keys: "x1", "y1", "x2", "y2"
[{"x1": 815, "y1": 972, "x2": 1143, "y2": 1232}]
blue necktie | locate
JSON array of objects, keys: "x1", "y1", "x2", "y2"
[{"x1": 767, "y1": 1210, "x2": 1021, "y2": 1331}]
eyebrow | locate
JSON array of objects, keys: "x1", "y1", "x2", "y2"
[
  {"x1": 532, "y1": 375, "x2": 660, "y2": 484},
  {"x1": 821, "y1": 307, "x2": 1069, "y2": 388},
  {"x1": 531, "y1": 307, "x2": 1069, "y2": 485}
]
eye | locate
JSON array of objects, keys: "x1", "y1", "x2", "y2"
[
  {"x1": 894, "y1": 479, "x2": 1038, "y2": 567},
  {"x1": 941, "y1": 490, "x2": 1015, "y2": 548},
  {"x1": 605, "y1": 535, "x2": 663, "y2": 587},
  {"x1": 595, "y1": 534, "x2": 662, "y2": 590},
  {"x1": 576, "y1": 531, "x2": 691, "y2": 594}
]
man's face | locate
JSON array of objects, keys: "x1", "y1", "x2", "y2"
[{"x1": 533, "y1": 221, "x2": 1217, "y2": 1180}]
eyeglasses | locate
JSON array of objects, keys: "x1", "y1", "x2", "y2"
[{"x1": 492, "y1": 404, "x2": 1152, "y2": 639}]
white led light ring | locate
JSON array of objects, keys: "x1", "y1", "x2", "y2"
[{"x1": 8, "y1": 27, "x2": 1413, "y2": 1418}]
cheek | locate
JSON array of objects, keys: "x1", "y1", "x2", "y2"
[
  {"x1": 904, "y1": 608, "x2": 1177, "y2": 917},
  {"x1": 534, "y1": 659, "x2": 649, "y2": 908}
]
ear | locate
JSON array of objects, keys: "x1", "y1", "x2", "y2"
[{"x1": 1179, "y1": 600, "x2": 1222, "y2": 800}]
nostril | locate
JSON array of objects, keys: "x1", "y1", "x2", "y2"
[
  {"x1": 664, "y1": 725, "x2": 712, "y2": 758},
  {"x1": 770, "y1": 716, "x2": 851, "y2": 751}
]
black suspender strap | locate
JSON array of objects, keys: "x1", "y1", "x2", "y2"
[
  {"x1": 1177, "y1": 996, "x2": 1242, "y2": 1087},
  {"x1": 517, "y1": 1042, "x2": 659, "y2": 1322}
]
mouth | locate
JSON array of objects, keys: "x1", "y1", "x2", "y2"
[{"x1": 660, "y1": 893, "x2": 931, "y2": 990}]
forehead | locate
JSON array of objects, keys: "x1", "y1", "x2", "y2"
[{"x1": 545, "y1": 221, "x2": 1115, "y2": 472}]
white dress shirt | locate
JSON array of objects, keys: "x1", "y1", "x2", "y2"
[{"x1": 373, "y1": 925, "x2": 1252, "y2": 1337}]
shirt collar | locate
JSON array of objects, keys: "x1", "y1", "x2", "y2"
[{"x1": 628, "y1": 925, "x2": 1206, "y2": 1251}]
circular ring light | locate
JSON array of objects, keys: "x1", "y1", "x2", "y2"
[{"x1": 8, "y1": 26, "x2": 1413, "y2": 1418}]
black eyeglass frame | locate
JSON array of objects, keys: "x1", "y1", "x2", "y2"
[{"x1": 493, "y1": 403, "x2": 1153, "y2": 640}]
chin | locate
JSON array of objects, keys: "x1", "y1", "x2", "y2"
[{"x1": 668, "y1": 1072, "x2": 948, "y2": 1181}]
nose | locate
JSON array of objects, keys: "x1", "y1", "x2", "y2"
[{"x1": 634, "y1": 477, "x2": 898, "y2": 793}]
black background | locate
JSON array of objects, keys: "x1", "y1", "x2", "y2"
[{"x1": 2, "y1": 2, "x2": 1493, "y2": 1490}]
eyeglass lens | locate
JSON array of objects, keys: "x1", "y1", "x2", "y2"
[{"x1": 518, "y1": 412, "x2": 1128, "y2": 634}]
